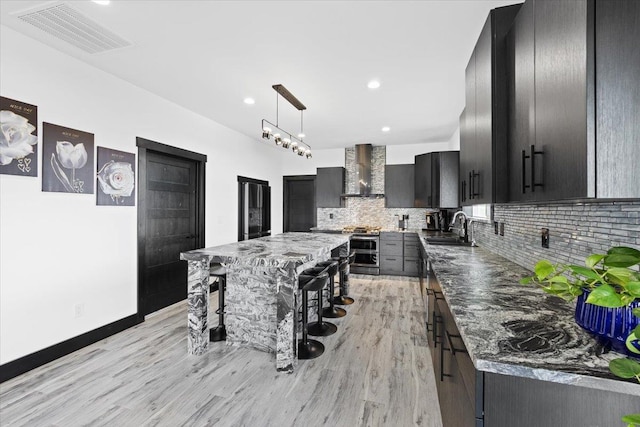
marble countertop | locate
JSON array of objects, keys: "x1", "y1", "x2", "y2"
[
  {"x1": 181, "y1": 232, "x2": 349, "y2": 271},
  {"x1": 420, "y1": 239, "x2": 640, "y2": 396}
]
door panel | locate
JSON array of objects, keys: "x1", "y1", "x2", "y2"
[
  {"x1": 143, "y1": 151, "x2": 198, "y2": 315},
  {"x1": 284, "y1": 176, "x2": 316, "y2": 232}
]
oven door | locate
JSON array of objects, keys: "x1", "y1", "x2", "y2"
[
  {"x1": 350, "y1": 235, "x2": 380, "y2": 275},
  {"x1": 350, "y1": 235, "x2": 378, "y2": 251}
]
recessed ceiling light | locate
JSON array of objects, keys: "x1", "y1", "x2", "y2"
[
  {"x1": 243, "y1": 97, "x2": 255, "y2": 105},
  {"x1": 382, "y1": 126, "x2": 390, "y2": 132},
  {"x1": 92, "y1": 1, "x2": 111, "y2": 5},
  {"x1": 367, "y1": 80, "x2": 381, "y2": 89}
]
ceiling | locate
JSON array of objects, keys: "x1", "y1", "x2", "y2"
[{"x1": 0, "y1": 0, "x2": 521, "y2": 151}]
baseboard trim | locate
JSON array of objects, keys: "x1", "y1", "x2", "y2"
[{"x1": 0, "y1": 314, "x2": 142, "y2": 383}]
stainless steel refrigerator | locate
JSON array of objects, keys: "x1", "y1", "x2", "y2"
[{"x1": 238, "y1": 179, "x2": 271, "y2": 241}]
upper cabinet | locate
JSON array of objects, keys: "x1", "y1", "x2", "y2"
[
  {"x1": 385, "y1": 164, "x2": 415, "y2": 208},
  {"x1": 316, "y1": 167, "x2": 345, "y2": 208},
  {"x1": 460, "y1": 4, "x2": 521, "y2": 206},
  {"x1": 506, "y1": 0, "x2": 640, "y2": 201},
  {"x1": 415, "y1": 151, "x2": 459, "y2": 209}
]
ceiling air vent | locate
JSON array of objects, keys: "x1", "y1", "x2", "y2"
[{"x1": 16, "y1": 3, "x2": 131, "y2": 54}]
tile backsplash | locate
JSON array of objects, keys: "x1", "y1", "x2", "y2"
[
  {"x1": 474, "y1": 200, "x2": 640, "y2": 272},
  {"x1": 317, "y1": 197, "x2": 432, "y2": 230}
]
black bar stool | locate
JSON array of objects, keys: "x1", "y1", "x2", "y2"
[
  {"x1": 333, "y1": 251, "x2": 356, "y2": 305},
  {"x1": 298, "y1": 271, "x2": 329, "y2": 359},
  {"x1": 209, "y1": 263, "x2": 227, "y2": 342},
  {"x1": 316, "y1": 260, "x2": 346, "y2": 318},
  {"x1": 303, "y1": 264, "x2": 338, "y2": 337}
]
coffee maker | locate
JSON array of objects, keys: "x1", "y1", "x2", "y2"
[{"x1": 425, "y1": 212, "x2": 439, "y2": 230}]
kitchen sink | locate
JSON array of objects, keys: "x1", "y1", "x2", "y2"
[{"x1": 426, "y1": 237, "x2": 472, "y2": 246}]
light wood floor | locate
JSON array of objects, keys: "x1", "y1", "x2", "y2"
[{"x1": 0, "y1": 276, "x2": 442, "y2": 427}]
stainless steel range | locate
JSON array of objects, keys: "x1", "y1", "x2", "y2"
[{"x1": 344, "y1": 226, "x2": 381, "y2": 275}]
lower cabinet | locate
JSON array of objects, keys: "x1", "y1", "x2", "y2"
[{"x1": 380, "y1": 232, "x2": 419, "y2": 277}]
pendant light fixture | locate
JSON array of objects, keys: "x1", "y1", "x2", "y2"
[{"x1": 261, "y1": 84, "x2": 312, "y2": 159}]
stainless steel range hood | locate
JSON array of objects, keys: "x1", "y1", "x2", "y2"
[{"x1": 341, "y1": 144, "x2": 384, "y2": 198}]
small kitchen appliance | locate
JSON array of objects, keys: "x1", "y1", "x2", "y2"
[{"x1": 425, "y1": 212, "x2": 439, "y2": 230}]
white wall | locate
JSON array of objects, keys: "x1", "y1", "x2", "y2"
[{"x1": 0, "y1": 26, "x2": 286, "y2": 364}]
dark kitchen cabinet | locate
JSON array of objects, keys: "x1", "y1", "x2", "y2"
[
  {"x1": 507, "y1": 0, "x2": 639, "y2": 200},
  {"x1": 596, "y1": 0, "x2": 640, "y2": 197},
  {"x1": 460, "y1": 4, "x2": 520, "y2": 206},
  {"x1": 316, "y1": 167, "x2": 344, "y2": 208},
  {"x1": 415, "y1": 152, "x2": 459, "y2": 209},
  {"x1": 385, "y1": 164, "x2": 415, "y2": 208},
  {"x1": 414, "y1": 153, "x2": 433, "y2": 207},
  {"x1": 428, "y1": 265, "x2": 479, "y2": 426},
  {"x1": 380, "y1": 232, "x2": 419, "y2": 277}
]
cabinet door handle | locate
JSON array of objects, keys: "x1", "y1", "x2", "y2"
[
  {"x1": 433, "y1": 313, "x2": 443, "y2": 349},
  {"x1": 468, "y1": 171, "x2": 473, "y2": 199},
  {"x1": 522, "y1": 149, "x2": 529, "y2": 193},
  {"x1": 530, "y1": 144, "x2": 544, "y2": 192},
  {"x1": 445, "y1": 330, "x2": 468, "y2": 356},
  {"x1": 470, "y1": 170, "x2": 480, "y2": 198},
  {"x1": 461, "y1": 180, "x2": 466, "y2": 202}
]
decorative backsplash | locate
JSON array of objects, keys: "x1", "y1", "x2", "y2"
[
  {"x1": 317, "y1": 197, "x2": 432, "y2": 230},
  {"x1": 474, "y1": 200, "x2": 640, "y2": 272}
]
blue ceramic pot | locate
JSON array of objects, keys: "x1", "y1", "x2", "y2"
[{"x1": 574, "y1": 290, "x2": 640, "y2": 359}]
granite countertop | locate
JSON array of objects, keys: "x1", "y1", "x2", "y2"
[
  {"x1": 181, "y1": 232, "x2": 349, "y2": 270},
  {"x1": 420, "y1": 238, "x2": 640, "y2": 396}
]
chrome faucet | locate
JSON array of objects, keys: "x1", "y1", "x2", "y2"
[{"x1": 450, "y1": 211, "x2": 469, "y2": 242}]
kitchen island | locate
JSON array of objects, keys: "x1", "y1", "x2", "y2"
[
  {"x1": 420, "y1": 239, "x2": 639, "y2": 426},
  {"x1": 180, "y1": 232, "x2": 349, "y2": 372}
]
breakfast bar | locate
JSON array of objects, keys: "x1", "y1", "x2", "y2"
[{"x1": 180, "y1": 232, "x2": 350, "y2": 372}]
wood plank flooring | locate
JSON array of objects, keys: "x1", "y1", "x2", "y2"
[{"x1": 0, "y1": 276, "x2": 442, "y2": 427}]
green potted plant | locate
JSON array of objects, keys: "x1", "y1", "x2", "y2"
[{"x1": 521, "y1": 246, "x2": 640, "y2": 426}]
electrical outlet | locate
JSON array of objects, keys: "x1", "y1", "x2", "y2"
[
  {"x1": 499, "y1": 222, "x2": 505, "y2": 236},
  {"x1": 541, "y1": 228, "x2": 550, "y2": 248},
  {"x1": 74, "y1": 303, "x2": 84, "y2": 318},
  {"x1": 329, "y1": 213, "x2": 333, "y2": 219},
  {"x1": 494, "y1": 221, "x2": 499, "y2": 235}
]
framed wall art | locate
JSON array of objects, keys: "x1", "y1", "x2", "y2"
[
  {"x1": 0, "y1": 96, "x2": 38, "y2": 177},
  {"x1": 96, "y1": 147, "x2": 135, "y2": 206},
  {"x1": 42, "y1": 122, "x2": 94, "y2": 194}
]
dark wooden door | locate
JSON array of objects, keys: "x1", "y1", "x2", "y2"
[
  {"x1": 137, "y1": 138, "x2": 206, "y2": 318},
  {"x1": 143, "y1": 151, "x2": 198, "y2": 314},
  {"x1": 283, "y1": 176, "x2": 316, "y2": 232}
]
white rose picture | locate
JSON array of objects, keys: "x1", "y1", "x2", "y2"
[
  {"x1": 0, "y1": 97, "x2": 38, "y2": 177},
  {"x1": 96, "y1": 147, "x2": 136, "y2": 206},
  {"x1": 42, "y1": 122, "x2": 94, "y2": 194}
]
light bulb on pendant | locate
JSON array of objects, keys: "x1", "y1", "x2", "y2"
[
  {"x1": 298, "y1": 132, "x2": 305, "y2": 139},
  {"x1": 290, "y1": 141, "x2": 298, "y2": 152},
  {"x1": 281, "y1": 138, "x2": 290, "y2": 148},
  {"x1": 273, "y1": 133, "x2": 282, "y2": 144},
  {"x1": 262, "y1": 127, "x2": 272, "y2": 139},
  {"x1": 305, "y1": 148, "x2": 312, "y2": 159}
]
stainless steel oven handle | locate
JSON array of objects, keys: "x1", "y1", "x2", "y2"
[{"x1": 350, "y1": 235, "x2": 380, "y2": 241}]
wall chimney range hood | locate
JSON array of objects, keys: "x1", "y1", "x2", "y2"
[{"x1": 341, "y1": 144, "x2": 385, "y2": 198}]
